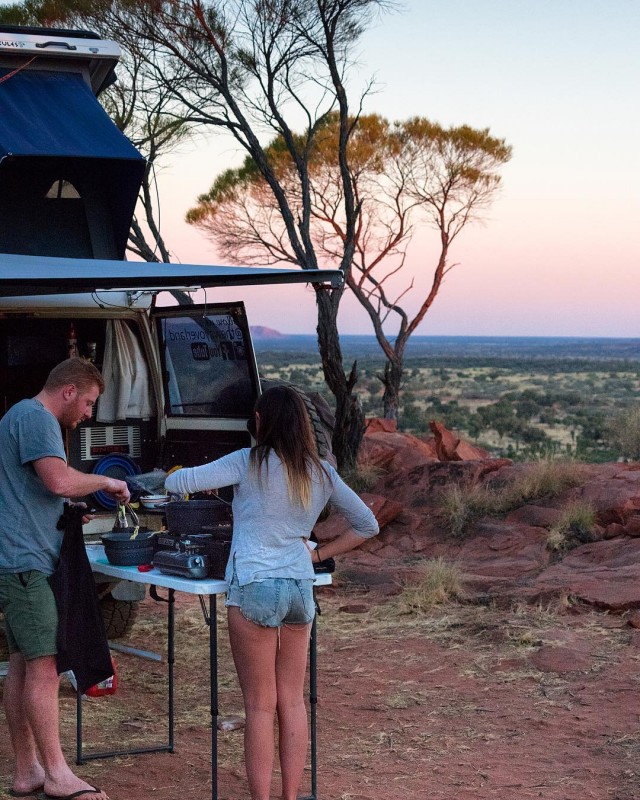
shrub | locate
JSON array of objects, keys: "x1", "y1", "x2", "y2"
[
  {"x1": 341, "y1": 458, "x2": 385, "y2": 493},
  {"x1": 547, "y1": 501, "x2": 597, "y2": 553},
  {"x1": 608, "y1": 406, "x2": 640, "y2": 460},
  {"x1": 392, "y1": 558, "x2": 465, "y2": 614},
  {"x1": 440, "y1": 458, "x2": 587, "y2": 536}
]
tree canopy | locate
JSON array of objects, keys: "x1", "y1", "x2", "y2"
[
  {"x1": 188, "y1": 111, "x2": 512, "y2": 418},
  {"x1": 0, "y1": 0, "x2": 395, "y2": 466}
]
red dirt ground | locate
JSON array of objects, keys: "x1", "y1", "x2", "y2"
[{"x1": 3, "y1": 582, "x2": 640, "y2": 800}]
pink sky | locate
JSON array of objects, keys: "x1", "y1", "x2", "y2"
[{"x1": 152, "y1": 1, "x2": 640, "y2": 338}]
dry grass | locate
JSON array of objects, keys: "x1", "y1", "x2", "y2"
[
  {"x1": 440, "y1": 458, "x2": 588, "y2": 536},
  {"x1": 546, "y1": 500, "x2": 597, "y2": 552},
  {"x1": 342, "y1": 457, "x2": 385, "y2": 493},
  {"x1": 383, "y1": 558, "x2": 466, "y2": 616}
]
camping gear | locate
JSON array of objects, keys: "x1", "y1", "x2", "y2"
[
  {"x1": 102, "y1": 503, "x2": 154, "y2": 565},
  {"x1": 101, "y1": 530, "x2": 155, "y2": 566},
  {"x1": 153, "y1": 550, "x2": 211, "y2": 580},
  {"x1": 85, "y1": 657, "x2": 118, "y2": 697},
  {"x1": 92, "y1": 454, "x2": 141, "y2": 510},
  {"x1": 154, "y1": 529, "x2": 232, "y2": 579},
  {"x1": 139, "y1": 494, "x2": 169, "y2": 510},
  {"x1": 162, "y1": 498, "x2": 232, "y2": 535}
]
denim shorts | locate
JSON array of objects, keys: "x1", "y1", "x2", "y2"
[
  {"x1": 225, "y1": 569, "x2": 315, "y2": 627},
  {"x1": 0, "y1": 571, "x2": 58, "y2": 659}
]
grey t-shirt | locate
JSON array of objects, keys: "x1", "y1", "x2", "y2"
[
  {"x1": 165, "y1": 449, "x2": 379, "y2": 586},
  {"x1": 0, "y1": 398, "x2": 67, "y2": 575}
]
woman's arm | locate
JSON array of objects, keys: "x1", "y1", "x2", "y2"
[
  {"x1": 312, "y1": 529, "x2": 372, "y2": 564},
  {"x1": 165, "y1": 449, "x2": 249, "y2": 495},
  {"x1": 312, "y1": 466, "x2": 380, "y2": 563}
]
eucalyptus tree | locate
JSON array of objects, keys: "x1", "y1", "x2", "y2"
[
  {"x1": 188, "y1": 113, "x2": 512, "y2": 419},
  {"x1": 0, "y1": 0, "x2": 394, "y2": 467}
]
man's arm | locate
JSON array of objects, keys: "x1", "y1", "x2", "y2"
[{"x1": 33, "y1": 456, "x2": 130, "y2": 504}]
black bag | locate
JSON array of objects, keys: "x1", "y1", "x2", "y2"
[{"x1": 49, "y1": 504, "x2": 113, "y2": 694}]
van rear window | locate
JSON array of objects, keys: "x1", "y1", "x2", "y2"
[{"x1": 157, "y1": 308, "x2": 258, "y2": 418}]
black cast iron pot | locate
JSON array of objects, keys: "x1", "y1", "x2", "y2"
[
  {"x1": 163, "y1": 499, "x2": 232, "y2": 535},
  {"x1": 101, "y1": 530, "x2": 156, "y2": 566}
]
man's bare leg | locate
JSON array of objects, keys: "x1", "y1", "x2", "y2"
[
  {"x1": 3, "y1": 652, "x2": 45, "y2": 795},
  {"x1": 22, "y1": 655, "x2": 108, "y2": 799}
]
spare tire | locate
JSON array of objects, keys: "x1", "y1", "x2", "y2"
[
  {"x1": 258, "y1": 378, "x2": 335, "y2": 464},
  {"x1": 258, "y1": 378, "x2": 336, "y2": 522}
]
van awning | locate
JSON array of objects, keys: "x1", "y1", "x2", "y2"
[
  {"x1": 0, "y1": 252, "x2": 343, "y2": 297},
  {"x1": 0, "y1": 68, "x2": 145, "y2": 258}
]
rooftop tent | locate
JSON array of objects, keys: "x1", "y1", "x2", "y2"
[{"x1": 0, "y1": 68, "x2": 145, "y2": 260}]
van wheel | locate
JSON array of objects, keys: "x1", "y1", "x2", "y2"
[
  {"x1": 99, "y1": 593, "x2": 138, "y2": 639},
  {"x1": 0, "y1": 623, "x2": 8, "y2": 662}
]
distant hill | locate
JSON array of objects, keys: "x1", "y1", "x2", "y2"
[{"x1": 250, "y1": 326, "x2": 284, "y2": 339}]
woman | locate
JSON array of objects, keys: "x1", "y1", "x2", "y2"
[{"x1": 165, "y1": 386, "x2": 379, "y2": 800}]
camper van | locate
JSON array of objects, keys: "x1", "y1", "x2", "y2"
[{"x1": 0, "y1": 25, "x2": 341, "y2": 636}]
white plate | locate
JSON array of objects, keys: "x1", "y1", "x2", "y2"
[{"x1": 140, "y1": 496, "x2": 168, "y2": 509}]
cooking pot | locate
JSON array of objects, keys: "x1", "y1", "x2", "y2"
[
  {"x1": 163, "y1": 499, "x2": 232, "y2": 535},
  {"x1": 101, "y1": 530, "x2": 156, "y2": 566}
]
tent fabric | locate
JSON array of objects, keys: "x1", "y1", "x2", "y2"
[
  {"x1": 0, "y1": 68, "x2": 145, "y2": 259},
  {"x1": 0, "y1": 68, "x2": 142, "y2": 162}
]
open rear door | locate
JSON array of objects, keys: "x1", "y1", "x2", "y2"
[{"x1": 152, "y1": 303, "x2": 261, "y2": 474}]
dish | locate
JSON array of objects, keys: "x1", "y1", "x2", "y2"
[
  {"x1": 92, "y1": 454, "x2": 141, "y2": 510},
  {"x1": 140, "y1": 495, "x2": 169, "y2": 510}
]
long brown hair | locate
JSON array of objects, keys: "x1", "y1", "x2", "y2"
[{"x1": 249, "y1": 386, "x2": 328, "y2": 507}]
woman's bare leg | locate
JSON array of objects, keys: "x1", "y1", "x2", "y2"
[
  {"x1": 276, "y1": 623, "x2": 312, "y2": 800},
  {"x1": 227, "y1": 607, "x2": 279, "y2": 800}
]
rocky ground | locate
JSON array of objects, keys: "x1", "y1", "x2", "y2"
[{"x1": 3, "y1": 423, "x2": 640, "y2": 800}]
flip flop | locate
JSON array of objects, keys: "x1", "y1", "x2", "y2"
[
  {"x1": 9, "y1": 787, "x2": 45, "y2": 798},
  {"x1": 44, "y1": 789, "x2": 103, "y2": 800}
]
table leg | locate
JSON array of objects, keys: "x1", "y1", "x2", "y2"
[
  {"x1": 309, "y1": 610, "x2": 318, "y2": 800},
  {"x1": 210, "y1": 594, "x2": 218, "y2": 800},
  {"x1": 168, "y1": 587, "x2": 175, "y2": 752}
]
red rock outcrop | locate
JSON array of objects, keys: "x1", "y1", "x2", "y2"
[
  {"x1": 429, "y1": 420, "x2": 490, "y2": 461},
  {"x1": 360, "y1": 430, "x2": 438, "y2": 471}
]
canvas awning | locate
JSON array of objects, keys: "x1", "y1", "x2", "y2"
[{"x1": 0, "y1": 252, "x2": 343, "y2": 297}]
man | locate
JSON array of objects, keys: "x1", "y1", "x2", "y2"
[{"x1": 0, "y1": 358, "x2": 130, "y2": 800}]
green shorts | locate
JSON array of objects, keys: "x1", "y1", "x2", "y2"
[{"x1": 0, "y1": 571, "x2": 58, "y2": 660}]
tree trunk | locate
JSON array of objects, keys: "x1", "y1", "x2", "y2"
[
  {"x1": 381, "y1": 357, "x2": 403, "y2": 421},
  {"x1": 315, "y1": 284, "x2": 364, "y2": 471}
]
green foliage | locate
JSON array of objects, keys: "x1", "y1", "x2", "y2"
[
  {"x1": 255, "y1": 342, "x2": 640, "y2": 464},
  {"x1": 608, "y1": 406, "x2": 640, "y2": 460}
]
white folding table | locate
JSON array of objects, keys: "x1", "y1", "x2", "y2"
[{"x1": 85, "y1": 545, "x2": 330, "y2": 800}]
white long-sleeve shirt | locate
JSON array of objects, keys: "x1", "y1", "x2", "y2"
[{"x1": 165, "y1": 449, "x2": 379, "y2": 585}]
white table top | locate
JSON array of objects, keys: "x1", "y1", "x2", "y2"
[{"x1": 86, "y1": 545, "x2": 332, "y2": 595}]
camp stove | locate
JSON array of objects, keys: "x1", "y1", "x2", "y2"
[{"x1": 153, "y1": 527, "x2": 232, "y2": 580}]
